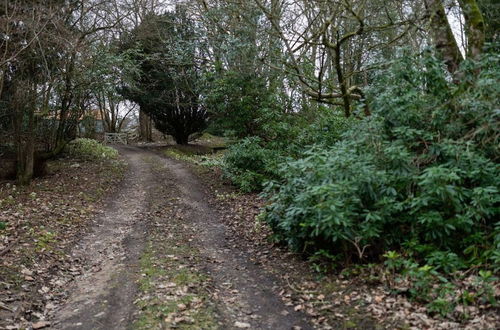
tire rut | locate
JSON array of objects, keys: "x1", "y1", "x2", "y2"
[
  {"x1": 53, "y1": 147, "x2": 154, "y2": 330},
  {"x1": 155, "y1": 152, "x2": 312, "y2": 330}
]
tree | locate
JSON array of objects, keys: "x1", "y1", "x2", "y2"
[
  {"x1": 1, "y1": 0, "x2": 128, "y2": 184},
  {"x1": 120, "y1": 8, "x2": 207, "y2": 144},
  {"x1": 458, "y1": 0, "x2": 485, "y2": 59},
  {"x1": 425, "y1": 0, "x2": 463, "y2": 74},
  {"x1": 252, "y1": 0, "x2": 424, "y2": 117},
  {"x1": 85, "y1": 44, "x2": 138, "y2": 133},
  {"x1": 118, "y1": 0, "x2": 167, "y2": 141},
  {"x1": 1, "y1": 0, "x2": 68, "y2": 184},
  {"x1": 425, "y1": 0, "x2": 486, "y2": 75}
]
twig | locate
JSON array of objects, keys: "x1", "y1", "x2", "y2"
[
  {"x1": 285, "y1": 277, "x2": 317, "y2": 295},
  {"x1": 0, "y1": 302, "x2": 14, "y2": 312},
  {"x1": 346, "y1": 237, "x2": 370, "y2": 260},
  {"x1": 461, "y1": 264, "x2": 485, "y2": 276},
  {"x1": 0, "y1": 237, "x2": 21, "y2": 257}
]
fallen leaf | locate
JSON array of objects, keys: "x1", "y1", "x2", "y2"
[
  {"x1": 21, "y1": 268, "x2": 33, "y2": 276},
  {"x1": 32, "y1": 321, "x2": 51, "y2": 329},
  {"x1": 234, "y1": 321, "x2": 251, "y2": 328}
]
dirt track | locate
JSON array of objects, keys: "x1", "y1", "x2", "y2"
[{"x1": 53, "y1": 146, "x2": 312, "y2": 329}]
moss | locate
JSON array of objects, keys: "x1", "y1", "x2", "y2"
[
  {"x1": 163, "y1": 149, "x2": 194, "y2": 162},
  {"x1": 196, "y1": 133, "x2": 229, "y2": 149},
  {"x1": 133, "y1": 238, "x2": 218, "y2": 329},
  {"x1": 461, "y1": 0, "x2": 485, "y2": 58},
  {"x1": 343, "y1": 320, "x2": 358, "y2": 328},
  {"x1": 137, "y1": 244, "x2": 166, "y2": 292},
  {"x1": 29, "y1": 228, "x2": 58, "y2": 252}
]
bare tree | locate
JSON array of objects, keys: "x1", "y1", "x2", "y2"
[
  {"x1": 1, "y1": 0, "x2": 133, "y2": 183},
  {"x1": 250, "y1": 0, "x2": 423, "y2": 116}
]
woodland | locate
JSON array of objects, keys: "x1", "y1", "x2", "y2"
[{"x1": 0, "y1": 0, "x2": 499, "y2": 328}]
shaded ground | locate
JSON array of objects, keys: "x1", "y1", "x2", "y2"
[
  {"x1": 3, "y1": 143, "x2": 498, "y2": 329},
  {"x1": 0, "y1": 155, "x2": 126, "y2": 329},
  {"x1": 153, "y1": 144, "x2": 500, "y2": 330},
  {"x1": 151, "y1": 149, "x2": 312, "y2": 329},
  {"x1": 53, "y1": 147, "x2": 153, "y2": 329},
  {"x1": 51, "y1": 146, "x2": 314, "y2": 329}
]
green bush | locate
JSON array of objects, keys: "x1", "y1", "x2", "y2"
[
  {"x1": 263, "y1": 50, "x2": 500, "y2": 269},
  {"x1": 204, "y1": 70, "x2": 281, "y2": 138},
  {"x1": 65, "y1": 138, "x2": 119, "y2": 160},
  {"x1": 223, "y1": 137, "x2": 283, "y2": 192},
  {"x1": 294, "y1": 108, "x2": 354, "y2": 149},
  {"x1": 222, "y1": 108, "x2": 354, "y2": 192}
]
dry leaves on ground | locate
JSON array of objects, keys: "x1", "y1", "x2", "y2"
[{"x1": 0, "y1": 157, "x2": 126, "y2": 329}]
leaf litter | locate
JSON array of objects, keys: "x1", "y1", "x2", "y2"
[{"x1": 0, "y1": 156, "x2": 125, "y2": 329}]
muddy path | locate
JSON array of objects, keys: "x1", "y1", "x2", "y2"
[{"x1": 52, "y1": 146, "x2": 313, "y2": 329}]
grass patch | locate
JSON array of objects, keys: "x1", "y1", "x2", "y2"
[
  {"x1": 134, "y1": 227, "x2": 218, "y2": 329},
  {"x1": 162, "y1": 146, "x2": 225, "y2": 170},
  {"x1": 193, "y1": 133, "x2": 229, "y2": 149}
]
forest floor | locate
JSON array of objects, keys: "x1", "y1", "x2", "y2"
[{"x1": 1, "y1": 145, "x2": 497, "y2": 329}]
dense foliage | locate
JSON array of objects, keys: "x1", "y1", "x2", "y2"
[
  {"x1": 222, "y1": 109, "x2": 353, "y2": 192},
  {"x1": 204, "y1": 71, "x2": 281, "y2": 138},
  {"x1": 260, "y1": 52, "x2": 499, "y2": 271},
  {"x1": 120, "y1": 10, "x2": 207, "y2": 144},
  {"x1": 223, "y1": 137, "x2": 281, "y2": 192},
  {"x1": 65, "y1": 138, "x2": 119, "y2": 160}
]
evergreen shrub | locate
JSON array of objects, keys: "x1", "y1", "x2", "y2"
[
  {"x1": 263, "y1": 51, "x2": 500, "y2": 269},
  {"x1": 65, "y1": 138, "x2": 119, "y2": 161}
]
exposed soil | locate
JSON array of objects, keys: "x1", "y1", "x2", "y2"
[
  {"x1": 50, "y1": 146, "x2": 314, "y2": 329},
  {"x1": 53, "y1": 147, "x2": 153, "y2": 329},
  {"x1": 155, "y1": 149, "x2": 312, "y2": 329}
]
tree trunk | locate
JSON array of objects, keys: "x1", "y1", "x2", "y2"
[
  {"x1": 459, "y1": 0, "x2": 485, "y2": 59},
  {"x1": 10, "y1": 79, "x2": 36, "y2": 185},
  {"x1": 55, "y1": 52, "x2": 76, "y2": 148},
  {"x1": 16, "y1": 137, "x2": 35, "y2": 185},
  {"x1": 174, "y1": 133, "x2": 189, "y2": 145},
  {"x1": 15, "y1": 100, "x2": 35, "y2": 185},
  {"x1": 139, "y1": 109, "x2": 152, "y2": 141},
  {"x1": 425, "y1": 0, "x2": 463, "y2": 74},
  {"x1": 333, "y1": 43, "x2": 351, "y2": 117}
]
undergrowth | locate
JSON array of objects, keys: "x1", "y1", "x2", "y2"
[
  {"x1": 222, "y1": 49, "x2": 500, "y2": 319},
  {"x1": 65, "y1": 138, "x2": 119, "y2": 160}
]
